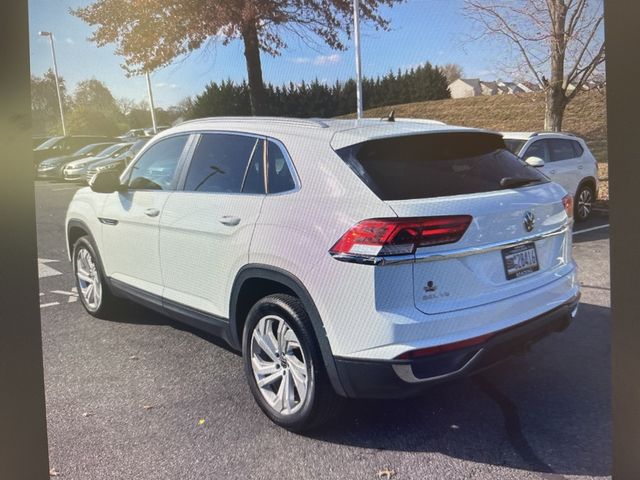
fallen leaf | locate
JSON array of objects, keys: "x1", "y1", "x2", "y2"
[
  {"x1": 82, "y1": 412, "x2": 94, "y2": 417},
  {"x1": 143, "y1": 405, "x2": 154, "y2": 410},
  {"x1": 49, "y1": 467, "x2": 60, "y2": 477},
  {"x1": 129, "y1": 355, "x2": 138, "y2": 360},
  {"x1": 198, "y1": 419, "x2": 205, "y2": 426},
  {"x1": 377, "y1": 467, "x2": 395, "y2": 479}
]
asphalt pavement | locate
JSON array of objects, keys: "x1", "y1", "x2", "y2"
[{"x1": 35, "y1": 180, "x2": 611, "y2": 480}]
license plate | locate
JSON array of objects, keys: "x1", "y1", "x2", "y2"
[{"x1": 501, "y1": 242, "x2": 539, "y2": 280}]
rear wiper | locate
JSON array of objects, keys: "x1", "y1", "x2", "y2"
[{"x1": 499, "y1": 177, "x2": 542, "y2": 189}]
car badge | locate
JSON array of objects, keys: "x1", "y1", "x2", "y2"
[{"x1": 523, "y1": 211, "x2": 535, "y2": 232}]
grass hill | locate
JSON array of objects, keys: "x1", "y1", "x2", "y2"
[{"x1": 345, "y1": 91, "x2": 609, "y2": 200}]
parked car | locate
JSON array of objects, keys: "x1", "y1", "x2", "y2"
[
  {"x1": 118, "y1": 128, "x2": 148, "y2": 141},
  {"x1": 33, "y1": 135, "x2": 118, "y2": 166},
  {"x1": 62, "y1": 142, "x2": 134, "y2": 182},
  {"x1": 66, "y1": 117, "x2": 579, "y2": 431},
  {"x1": 144, "y1": 126, "x2": 170, "y2": 136},
  {"x1": 33, "y1": 135, "x2": 52, "y2": 149},
  {"x1": 85, "y1": 138, "x2": 151, "y2": 183},
  {"x1": 502, "y1": 132, "x2": 599, "y2": 221},
  {"x1": 36, "y1": 142, "x2": 118, "y2": 180}
]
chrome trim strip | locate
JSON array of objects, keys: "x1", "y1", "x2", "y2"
[{"x1": 330, "y1": 223, "x2": 571, "y2": 266}]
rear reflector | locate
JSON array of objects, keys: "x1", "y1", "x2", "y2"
[
  {"x1": 329, "y1": 216, "x2": 472, "y2": 258},
  {"x1": 396, "y1": 333, "x2": 494, "y2": 360}
]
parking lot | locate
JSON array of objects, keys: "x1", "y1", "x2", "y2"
[{"x1": 35, "y1": 180, "x2": 611, "y2": 480}]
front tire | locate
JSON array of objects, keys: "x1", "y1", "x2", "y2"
[
  {"x1": 574, "y1": 184, "x2": 595, "y2": 222},
  {"x1": 242, "y1": 294, "x2": 343, "y2": 432},
  {"x1": 72, "y1": 235, "x2": 118, "y2": 318}
]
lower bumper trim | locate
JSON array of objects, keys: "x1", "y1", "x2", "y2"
[{"x1": 334, "y1": 294, "x2": 580, "y2": 399}]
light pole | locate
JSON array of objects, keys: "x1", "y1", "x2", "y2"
[
  {"x1": 38, "y1": 31, "x2": 67, "y2": 136},
  {"x1": 145, "y1": 72, "x2": 158, "y2": 135},
  {"x1": 353, "y1": 0, "x2": 363, "y2": 119}
]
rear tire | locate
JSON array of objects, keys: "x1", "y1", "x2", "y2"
[
  {"x1": 242, "y1": 294, "x2": 344, "y2": 432},
  {"x1": 574, "y1": 184, "x2": 595, "y2": 222},
  {"x1": 72, "y1": 235, "x2": 119, "y2": 318}
]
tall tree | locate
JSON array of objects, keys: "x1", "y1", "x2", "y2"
[
  {"x1": 464, "y1": 0, "x2": 605, "y2": 131},
  {"x1": 30, "y1": 69, "x2": 68, "y2": 135},
  {"x1": 67, "y1": 78, "x2": 125, "y2": 135},
  {"x1": 72, "y1": 0, "x2": 403, "y2": 116},
  {"x1": 440, "y1": 63, "x2": 464, "y2": 84}
]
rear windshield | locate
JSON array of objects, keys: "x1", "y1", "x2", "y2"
[{"x1": 335, "y1": 132, "x2": 549, "y2": 201}]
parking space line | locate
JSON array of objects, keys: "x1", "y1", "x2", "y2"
[
  {"x1": 40, "y1": 302, "x2": 60, "y2": 309},
  {"x1": 573, "y1": 224, "x2": 610, "y2": 236}
]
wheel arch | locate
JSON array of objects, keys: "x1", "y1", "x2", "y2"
[
  {"x1": 229, "y1": 264, "x2": 347, "y2": 397},
  {"x1": 576, "y1": 176, "x2": 597, "y2": 199}
]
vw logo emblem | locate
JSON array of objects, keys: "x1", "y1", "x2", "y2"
[{"x1": 523, "y1": 211, "x2": 535, "y2": 232}]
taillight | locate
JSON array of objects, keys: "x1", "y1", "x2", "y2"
[
  {"x1": 329, "y1": 215, "x2": 472, "y2": 259},
  {"x1": 562, "y1": 194, "x2": 574, "y2": 218}
]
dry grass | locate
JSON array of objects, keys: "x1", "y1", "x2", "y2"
[{"x1": 343, "y1": 90, "x2": 609, "y2": 201}]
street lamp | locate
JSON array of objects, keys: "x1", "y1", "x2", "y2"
[
  {"x1": 353, "y1": 0, "x2": 363, "y2": 120},
  {"x1": 38, "y1": 31, "x2": 67, "y2": 136},
  {"x1": 145, "y1": 71, "x2": 158, "y2": 135}
]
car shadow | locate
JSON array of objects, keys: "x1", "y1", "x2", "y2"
[
  {"x1": 103, "y1": 299, "x2": 240, "y2": 356},
  {"x1": 573, "y1": 228, "x2": 610, "y2": 243},
  {"x1": 306, "y1": 302, "x2": 611, "y2": 478}
]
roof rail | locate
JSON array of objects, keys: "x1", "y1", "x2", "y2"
[
  {"x1": 530, "y1": 130, "x2": 576, "y2": 137},
  {"x1": 176, "y1": 116, "x2": 330, "y2": 129},
  {"x1": 393, "y1": 118, "x2": 447, "y2": 126}
]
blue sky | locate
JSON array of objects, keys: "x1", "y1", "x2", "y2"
[{"x1": 28, "y1": 0, "x2": 507, "y2": 108}]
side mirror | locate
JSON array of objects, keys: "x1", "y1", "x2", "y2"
[
  {"x1": 525, "y1": 156, "x2": 545, "y2": 167},
  {"x1": 89, "y1": 170, "x2": 126, "y2": 193}
]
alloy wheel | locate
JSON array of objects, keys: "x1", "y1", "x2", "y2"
[
  {"x1": 250, "y1": 315, "x2": 309, "y2": 416},
  {"x1": 75, "y1": 247, "x2": 102, "y2": 310},
  {"x1": 577, "y1": 188, "x2": 593, "y2": 220}
]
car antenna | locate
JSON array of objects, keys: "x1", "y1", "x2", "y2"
[{"x1": 380, "y1": 110, "x2": 396, "y2": 122}]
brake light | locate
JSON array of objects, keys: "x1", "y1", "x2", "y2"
[
  {"x1": 562, "y1": 194, "x2": 574, "y2": 218},
  {"x1": 329, "y1": 216, "x2": 472, "y2": 258}
]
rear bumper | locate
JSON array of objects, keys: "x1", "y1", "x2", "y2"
[{"x1": 333, "y1": 294, "x2": 580, "y2": 399}]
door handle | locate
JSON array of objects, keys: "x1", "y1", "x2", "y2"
[
  {"x1": 578, "y1": 165, "x2": 584, "y2": 170},
  {"x1": 219, "y1": 215, "x2": 241, "y2": 226},
  {"x1": 144, "y1": 208, "x2": 160, "y2": 217},
  {"x1": 549, "y1": 170, "x2": 557, "y2": 174}
]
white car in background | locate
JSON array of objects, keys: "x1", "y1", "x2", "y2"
[
  {"x1": 502, "y1": 132, "x2": 599, "y2": 221},
  {"x1": 65, "y1": 117, "x2": 580, "y2": 431}
]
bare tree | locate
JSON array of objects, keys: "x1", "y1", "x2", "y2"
[
  {"x1": 464, "y1": 0, "x2": 605, "y2": 131},
  {"x1": 440, "y1": 63, "x2": 464, "y2": 84}
]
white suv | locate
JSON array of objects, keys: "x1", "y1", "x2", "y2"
[
  {"x1": 66, "y1": 117, "x2": 580, "y2": 431},
  {"x1": 502, "y1": 132, "x2": 599, "y2": 221}
]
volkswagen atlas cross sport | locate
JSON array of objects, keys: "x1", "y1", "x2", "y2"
[{"x1": 65, "y1": 117, "x2": 580, "y2": 431}]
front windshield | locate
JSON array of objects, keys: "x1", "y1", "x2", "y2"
[
  {"x1": 35, "y1": 136, "x2": 64, "y2": 150},
  {"x1": 503, "y1": 138, "x2": 527, "y2": 156},
  {"x1": 96, "y1": 143, "x2": 131, "y2": 157},
  {"x1": 73, "y1": 143, "x2": 111, "y2": 156}
]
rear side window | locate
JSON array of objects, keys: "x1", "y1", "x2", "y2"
[
  {"x1": 267, "y1": 141, "x2": 296, "y2": 193},
  {"x1": 572, "y1": 140, "x2": 584, "y2": 157},
  {"x1": 184, "y1": 133, "x2": 260, "y2": 193},
  {"x1": 336, "y1": 132, "x2": 548, "y2": 201},
  {"x1": 548, "y1": 139, "x2": 577, "y2": 162}
]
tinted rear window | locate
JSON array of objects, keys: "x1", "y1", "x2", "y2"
[{"x1": 336, "y1": 132, "x2": 549, "y2": 201}]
